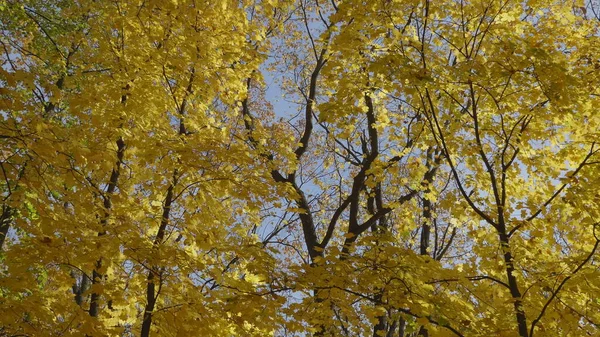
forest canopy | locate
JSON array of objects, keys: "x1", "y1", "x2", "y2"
[{"x1": 1, "y1": 0, "x2": 600, "y2": 336}]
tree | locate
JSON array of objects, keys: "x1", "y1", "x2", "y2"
[{"x1": 1, "y1": 0, "x2": 599, "y2": 336}]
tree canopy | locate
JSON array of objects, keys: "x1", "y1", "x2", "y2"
[{"x1": 1, "y1": 0, "x2": 600, "y2": 336}]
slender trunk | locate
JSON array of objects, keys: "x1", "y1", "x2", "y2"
[
  {"x1": 0, "y1": 204, "x2": 12, "y2": 251},
  {"x1": 140, "y1": 270, "x2": 159, "y2": 337},
  {"x1": 398, "y1": 317, "x2": 406, "y2": 337},
  {"x1": 386, "y1": 315, "x2": 397, "y2": 337},
  {"x1": 372, "y1": 292, "x2": 387, "y2": 337},
  {"x1": 370, "y1": 182, "x2": 389, "y2": 337},
  {"x1": 373, "y1": 318, "x2": 387, "y2": 337},
  {"x1": 141, "y1": 68, "x2": 194, "y2": 336},
  {"x1": 419, "y1": 196, "x2": 432, "y2": 256},
  {"x1": 89, "y1": 137, "x2": 126, "y2": 317},
  {"x1": 73, "y1": 273, "x2": 89, "y2": 306},
  {"x1": 419, "y1": 147, "x2": 437, "y2": 258},
  {"x1": 498, "y1": 230, "x2": 528, "y2": 337},
  {"x1": 416, "y1": 196, "x2": 431, "y2": 337},
  {"x1": 417, "y1": 156, "x2": 434, "y2": 336},
  {"x1": 88, "y1": 267, "x2": 102, "y2": 317},
  {"x1": 140, "y1": 176, "x2": 175, "y2": 337}
]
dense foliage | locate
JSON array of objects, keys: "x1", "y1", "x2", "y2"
[{"x1": 1, "y1": 0, "x2": 600, "y2": 336}]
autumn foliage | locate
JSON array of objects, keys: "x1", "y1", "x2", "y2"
[{"x1": 1, "y1": 0, "x2": 600, "y2": 336}]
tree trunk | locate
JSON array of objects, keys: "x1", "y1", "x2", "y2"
[
  {"x1": 499, "y1": 231, "x2": 528, "y2": 337},
  {"x1": 0, "y1": 204, "x2": 12, "y2": 251}
]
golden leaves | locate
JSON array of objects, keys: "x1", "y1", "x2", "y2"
[{"x1": 1, "y1": 0, "x2": 600, "y2": 336}]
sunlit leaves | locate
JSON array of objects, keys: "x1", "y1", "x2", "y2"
[{"x1": 2, "y1": 0, "x2": 600, "y2": 336}]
